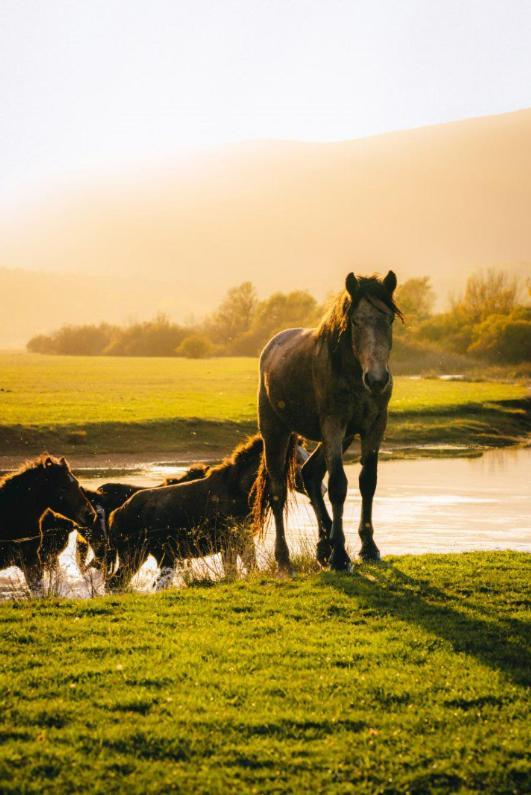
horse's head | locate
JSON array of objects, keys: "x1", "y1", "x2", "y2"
[
  {"x1": 40, "y1": 456, "x2": 98, "y2": 529},
  {"x1": 345, "y1": 271, "x2": 399, "y2": 395}
]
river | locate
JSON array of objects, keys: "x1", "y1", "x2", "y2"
[{"x1": 1, "y1": 447, "x2": 529, "y2": 597}]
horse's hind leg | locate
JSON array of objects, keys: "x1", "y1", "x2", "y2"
[
  {"x1": 261, "y1": 425, "x2": 293, "y2": 572},
  {"x1": 301, "y1": 443, "x2": 332, "y2": 564}
]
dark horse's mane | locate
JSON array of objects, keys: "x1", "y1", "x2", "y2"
[
  {"x1": 208, "y1": 434, "x2": 299, "y2": 525},
  {"x1": 317, "y1": 275, "x2": 403, "y2": 353},
  {"x1": 0, "y1": 453, "x2": 67, "y2": 498},
  {"x1": 207, "y1": 434, "x2": 264, "y2": 481}
]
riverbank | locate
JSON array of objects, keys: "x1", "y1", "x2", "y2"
[
  {"x1": 0, "y1": 552, "x2": 528, "y2": 793},
  {"x1": 0, "y1": 398, "x2": 528, "y2": 469},
  {"x1": 0, "y1": 353, "x2": 528, "y2": 464}
]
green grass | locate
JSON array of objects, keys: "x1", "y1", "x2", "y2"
[
  {"x1": 0, "y1": 353, "x2": 528, "y2": 458},
  {"x1": 0, "y1": 553, "x2": 529, "y2": 793}
]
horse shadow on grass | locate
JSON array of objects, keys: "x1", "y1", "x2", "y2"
[{"x1": 319, "y1": 561, "x2": 530, "y2": 688}]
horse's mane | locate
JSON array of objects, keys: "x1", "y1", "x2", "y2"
[
  {"x1": 207, "y1": 434, "x2": 264, "y2": 479},
  {"x1": 0, "y1": 453, "x2": 68, "y2": 494},
  {"x1": 317, "y1": 275, "x2": 403, "y2": 351}
]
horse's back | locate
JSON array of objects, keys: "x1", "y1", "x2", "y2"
[
  {"x1": 260, "y1": 327, "x2": 318, "y2": 385},
  {"x1": 110, "y1": 479, "x2": 207, "y2": 537},
  {"x1": 259, "y1": 327, "x2": 322, "y2": 439},
  {"x1": 260, "y1": 327, "x2": 310, "y2": 366}
]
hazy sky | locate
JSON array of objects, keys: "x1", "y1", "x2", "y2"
[{"x1": 2, "y1": 0, "x2": 531, "y2": 204}]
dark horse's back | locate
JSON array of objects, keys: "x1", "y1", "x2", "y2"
[{"x1": 109, "y1": 475, "x2": 249, "y2": 545}]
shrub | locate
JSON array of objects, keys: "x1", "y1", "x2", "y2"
[
  {"x1": 468, "y1": 316, "x2": 531, "y2": 363},
  {"x1": 176, "y1": 334, "x2": 215, "y2": 359}
]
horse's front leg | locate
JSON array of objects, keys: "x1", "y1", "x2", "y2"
[
  {"x1": 323, "y1": 422, "x2": 351, "y2": 572},
  {"x1": 358, "y1": 449, "x2": 381, "y2": 561},
  {"x1": 239, "y1": 529, "x2": 257, "y2": 572},
  {"x1": 24, "y1": 556, "x2": 45, "y2": 597},
  {"x1": 106, "y1": 544, "x2": 145, "y2": 592},
  {"x1": 221, "y1": 546, "x2": 238, "y2": 579}
]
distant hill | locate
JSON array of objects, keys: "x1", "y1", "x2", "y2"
[{"x1": 1, "y1": 108, "x2": 530, "y2": 346}]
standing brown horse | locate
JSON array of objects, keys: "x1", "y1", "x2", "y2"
[
  {"x1": 0, "y1": 455, "x2": 98, "y2": 593},
  {"x1": 254, "y1": 272, "x2": 401, "y2": 571}
]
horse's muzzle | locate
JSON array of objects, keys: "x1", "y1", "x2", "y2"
[{"x1": 363, "y1": 370, "x2": 390, "y2": 394}]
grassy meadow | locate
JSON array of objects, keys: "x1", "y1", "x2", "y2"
[
  {"x1": 0, "y1": 353, "x2": 528, "y2": 459},
  {"x1": 0, "y1": 553, "x2": 528, "y2": 793}
]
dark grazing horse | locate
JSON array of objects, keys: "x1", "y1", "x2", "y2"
[
  {"x1": 254, "y1": 271, "x2": 401, "y2": 571},
  {"x1": 104, "y1": 434, "x2": 308, "y2": 592},
  {"x1": 0, "y1": 455, "x2": 98, "y2": 594},
  {"x1": 76, "y1": 465, "x2": 218, "y2": 571}
]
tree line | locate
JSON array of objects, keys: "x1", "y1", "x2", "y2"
[{"x1": 27, "y1": 269, "x2": 530, "y2": 367}]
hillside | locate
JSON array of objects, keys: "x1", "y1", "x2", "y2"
[{"x1": 1, "y1": 108, "x2": 530, "y2": 345}]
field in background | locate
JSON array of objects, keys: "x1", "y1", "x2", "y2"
[
  {"x1": 0, "y1": 553, "x2": 528, "y2": 793},
  {"x1": 0, "y1": 353, "x2": 527, "y2": 460}
]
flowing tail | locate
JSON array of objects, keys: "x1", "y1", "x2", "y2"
[{"x1": 251, "y1": 434, "x2": 299, "y2": 538}]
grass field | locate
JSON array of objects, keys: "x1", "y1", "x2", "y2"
[
  {"x1": 0, "y1": 353, "x2": 528, "y2": 459},
  {"x1": 0, "y1": 553, "x2": 528, "y2": 793}
]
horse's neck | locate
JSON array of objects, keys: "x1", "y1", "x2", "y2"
[{"x1": 0, "y1": 473, "x2": 48, "y2": 530}]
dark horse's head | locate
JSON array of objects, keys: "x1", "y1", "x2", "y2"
[
  {"x1": 37, "y1": 454, "x2": 98, "y2": 529},
  {"x1": 320, "y1": 271, "x2": 402, "y2": 395},
  {"x1": 0, "y1": 454, "x2": 98, "y2": 532}
]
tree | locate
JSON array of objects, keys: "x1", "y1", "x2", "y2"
[
  {"x1": 453, "y1": 268, "x2": 518, "y2": 323},
  {"x1": 395, "y1": 277, "x2": 435, "y2": 323},
  {"x1": 209, "y1": 282, "x2": 258, "y2": 348},
  {"x1": 234, "y1": 290, "x2": 320, "y2": 355}
]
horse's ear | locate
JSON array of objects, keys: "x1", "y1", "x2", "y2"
[
  {"x1": 383, "y1": 270, "x2": 397, "y2": 295},
  {"x1": 59, "y1": 456, "x2": 67, "y2": 466},
  {"x1": 44, "y1": 455, "x2": 54, "y2": 467},
  {"x1": 345, "y1": 272, "x2": 359, "y2": 298}
]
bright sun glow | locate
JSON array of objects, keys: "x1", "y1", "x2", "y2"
[{"x1": 1, "y1": 0, "x2": 531, "y2": 204}]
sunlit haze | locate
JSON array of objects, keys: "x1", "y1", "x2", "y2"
[{"x1": 2, "y1": 0, "x2": 531, "y2": 204}]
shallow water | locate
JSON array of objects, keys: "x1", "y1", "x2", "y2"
[
  {"x1": 76, "y1": 446, "x2": 531, "y2": 556},
  {"x1": 1, "y1": 447, "x2": 529, "y2": 598}
]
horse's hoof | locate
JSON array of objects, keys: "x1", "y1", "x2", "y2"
[
  {"x1": 276, "y1": 563, "x2": 294, "y2": 578},
  {"x1": 316, "y1": 539, "x2": 331, "y2": 566},
  {"x1": 359, "y1": 544, "x2": 381, "y2": 562},
  {"x1": 329, "y1": 550, "x2": 352, "y2": 572}
]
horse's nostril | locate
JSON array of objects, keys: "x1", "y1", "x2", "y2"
[{"x1": 364, "y1": 371, "x2": 389, "y2": 392}]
